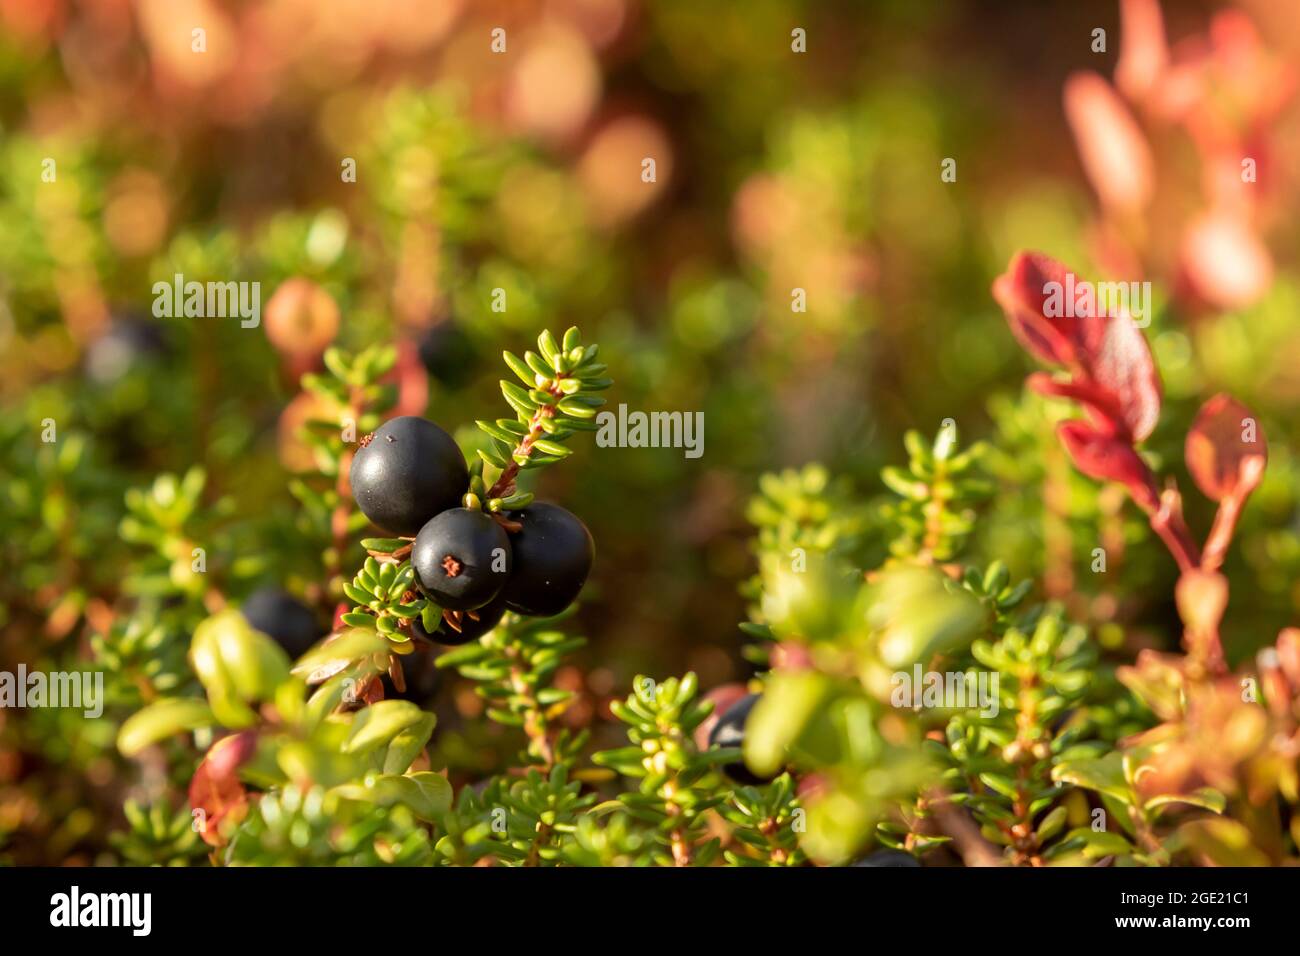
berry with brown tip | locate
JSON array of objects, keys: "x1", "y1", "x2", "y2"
[{"x1": 412, "y1": 508, "x2": 511, "y2": 611}]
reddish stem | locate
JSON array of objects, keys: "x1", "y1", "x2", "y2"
[
  {"x1": 486, "y1": 383, "x2": 565, "y2": 499},
  {"x1": 1137, "y1": 482, "x2": 1202, "y2": 574},
  {"x1": 1201, "y1": 493, "x2": 1244, "y2": 574}
]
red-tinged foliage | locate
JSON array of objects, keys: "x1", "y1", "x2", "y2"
[
  {"x1": 1080, "y1": 309, "x2": 1162, "y2": 442},
  {"x1": 189, "y1": 731, "x2": 257, "y2": 849},
  {"x1": 1057, "y1": 420, "x2": 1159, "y2": 510},
  {"x1": 1115, "y1": 0, "x2": 1168, "y2": 101},
  {"x1": 1185, "y1": 393, "x2": 1268, "y2": 503},
  {"x1": 1129, "y1": 677, "x2": 1270, "y2": 803},
  {"x1": 1063, "y1": 71, "x2": 1154, "y2": 214},
  {"x1": 991, "y1": 251, "x2": 1079, "y2": 368},
  {"x1": 1027, "y1": 372, "x2": 1126, "y2": 435},
  {"x1": 1187, "y1": 393, "x2": 1269, "y2": 572},
  {"x1": 1175, "y1": 568, "x2": 1229, "y2": 671},
  {"x1": 1178, "y1": 211, "x2": 1274, "y2": 312},
  {"x1": 1151, "y1": 486, "x2": 1201, "y2": 573},
  {"x1": 994, "y1": 250, "x2": 1242, "y2": 581},
  {"x1": 993, "y1": 251, "x2": 1161, "y2": 443}
]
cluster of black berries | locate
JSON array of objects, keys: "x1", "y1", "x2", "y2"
[{"x1": 349, "y1": 415, "x2": 594, "y2": 646}]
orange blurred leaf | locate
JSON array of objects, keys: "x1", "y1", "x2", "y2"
[
  {"x1": 189, "y1": 731, "x2": 257, "y2": 848},
  {"x1": 1063, "y1": 71, "x2": 1154, "y2": 214},
  {"x1": 1175, "y1": 569, "x2": 1229, "y2": 641},
  {"x1": 1185, "y1": 393, "x2": 1267, "y2": 503}
]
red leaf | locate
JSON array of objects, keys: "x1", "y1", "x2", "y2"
[
  {"x1": 1028, "y1": 372, "x2": 1125, "y2": 436},
  {"x1": 332, "y1": 601, "x2": 350, "y2": 630},
  {"x1": 1057, "y1": 421, "x2": 1159, "y2": 509},
  {"x1": 1185, "y1": 393, "x2": 1268, "y2": 502},
  {"x1": 189, "y1": 731, "x2": 257, "y2": 848},
  {"x1": 994, "y1": 252, "x2": 1162, "y2": 441},
  {"x1": 992, "y1": 252, "x2": 1079, "y2": 367},
  {"x1": 1076, "y1": 306, "x2": 1162, "y2": 441}
]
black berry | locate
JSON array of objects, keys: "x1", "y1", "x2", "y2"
[
  {"x1": 412, "y1": 508, "x2": 512, "y2": 611},
  {"x1": 241, "y1": 587, "x2": 324, "y2": 658},
  {"x1": 412, "y1": 593, "x2": 508, "y2": 646},
  {"x1": 708, "y1": 692, "x2": 776, "y2": 785},
  {"x1": 850, "y1": 850, "x2": 921, "y2": 867},
  {"x1": 417, "y1": 321, "x2": 478, "y2": 389},
  {"x1": 500, "y1": 503, "x2": 593, "y2": 617},
  {"x1": 349, "y1": 416, "x2": 468, "y2": 536}
]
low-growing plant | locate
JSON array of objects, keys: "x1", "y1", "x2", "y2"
[{"x1": 101, "y1": 280, "x2": 1300, "y2": 865}]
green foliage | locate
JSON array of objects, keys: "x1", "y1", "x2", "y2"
[
  {"x1": 91, "y1": 612, "x2": 196, "y2": 709},
  {"x1": 290, "y1": 344, "x2": 399, "y2": 601},
  {"x1": 478, "y1": 326, "x2": 608, "y2": 483},
  {"x1": 226, "y1": 786, "x2": 434, "y2": 867},
  {"x1": 592, "y1": 674, "x2": 730, "y2": 866},
  {"x1": 881, "y1": 425, "x2": 992, "y2": 563},
  {"x1": 721, "y1": 774, "x2": 807, "y2": 866},
  {"x1": 938, "y1": 612, "x2": 1103, "y2": 865},
  {"x1": 109, "y1": 799, "x2": 207, "y2": 866},
  {"x1": 0, "y1": 424, "x2": 124, "y2": 630},
  {"x1": 435, "y1": 611, "x2": 588, "y2": 767},
  {"x1": 341, "y1": 557, "x2": 425, "y2": 637}
]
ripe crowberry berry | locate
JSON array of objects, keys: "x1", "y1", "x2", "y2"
[
  {"x1": 349, "y1": 416, "x2": 468, "y2": 536},
  {"x1": 417, "y1": 320, "x2": 477, "y2": 389},
  {"x1": 240, "y1": 587, "x2": 324, "y2": 658},
  {"x1": 412, "y1": 593, "x2": 507, "y2": 646},
  {"x1": 851, "y1": 850, "x2": 921, "y2": 867},
  {"x1": 412, "y1": 508, "x2": 511, "y2": 611},
  {"x1": 500, "y1": 503, "x2": 593, "y2": 617},
  {"x1": 708, "y1": 692, "x2": 776, "y2": 785}
]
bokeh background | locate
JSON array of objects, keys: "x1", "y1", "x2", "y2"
[{"x1": 2, "y1": 0, "x2": 1299, "y2": 863}]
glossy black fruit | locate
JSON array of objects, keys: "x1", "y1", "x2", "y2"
[
  {"x1": 241, "y1": 587, "x2": 324, "y2": 658},
  {"x1": 349, "y1": 416, "x2": 468, "y2": 536},
  {"x1": 412, "y1": 508, "x2": 511, "y2": 611},
  {"x1": 708, "y1": 692, "x2": 776, "y2": 785},
  {"x1": 412, "y1": 593, "x2": 508, "y2": 646},
  {"x1": 417, "y1": 321, "x2": 477, "y2": 389},
  {"x1": 851, "y1": 850, "x2": 921, "y2": 867},
  {"x1": 500, "y1": 503, "x2": 593, "y2": 617}
]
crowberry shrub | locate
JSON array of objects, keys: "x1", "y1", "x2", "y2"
[
  {"x1": 4, "y1": 0, "x2": 1299, "y2": 882},
  {"x1": 91, "y1": 243, "x2": 1296, "y2": 871}
]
